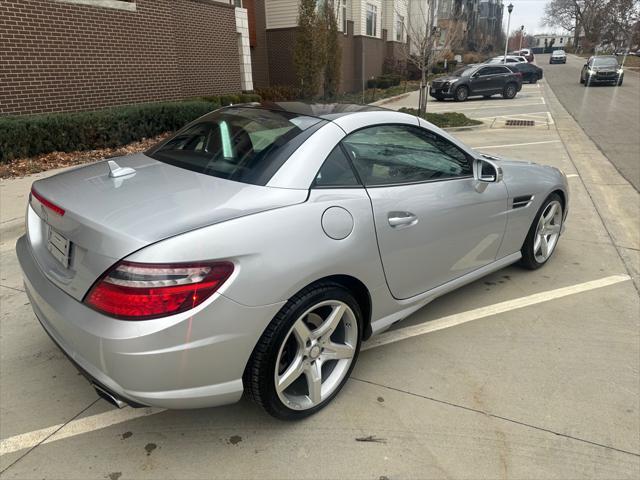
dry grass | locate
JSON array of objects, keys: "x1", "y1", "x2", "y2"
[{"x1": 0, "y1": 133, "x2": 171, "y2": 179}]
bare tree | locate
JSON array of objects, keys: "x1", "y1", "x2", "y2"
[
  {"x1": 397, "y1": 0, "x2": 468, "y2": 114},
  {"x1": 543, "y1": 0, "x2": 609, "y2": 50},
  {"x1": 601, "y1": 0, "x2": 640, "y2": 51}
]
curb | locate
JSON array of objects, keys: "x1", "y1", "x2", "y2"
[
  {"x1": 443, "y1": 122, "x2": 487, "y2": 132},
  {"x1": 370, "y1": 91, "x2": 415, "y2": 107},
  {"x1": 0, "y1": 218, "x2": 24, "y2": 245}
]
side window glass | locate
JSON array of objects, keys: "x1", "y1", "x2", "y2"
[
  {"x1": 477, "y1": 68, "x2": 490, "y2": 76},
  {"x1": 313, "y1": 145, "x2": 361, "y2": 188},
  {"x1": 341, "y1": 125, "x2": 472, "y2": 186}
]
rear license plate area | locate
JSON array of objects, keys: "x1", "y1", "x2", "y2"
[{"x1": 47, "y1": 227, "x2": 71, "y2": 268}]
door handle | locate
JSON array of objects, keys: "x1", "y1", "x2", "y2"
[{"x1": 388, "y1": 211, "x2": 418, "y2": 228}]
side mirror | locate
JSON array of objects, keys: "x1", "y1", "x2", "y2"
[{"x1": 474, "y1": 157, "x2": 503, "y2": 183}]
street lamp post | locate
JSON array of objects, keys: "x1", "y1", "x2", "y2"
[
  {"x1": 503, "y1": 3, "x2": 513, "y2": 63},
  {"x1": 519, "y1": 25, "x2": 525, "y2": 52}
]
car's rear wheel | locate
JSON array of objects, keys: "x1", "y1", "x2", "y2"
[
  {"x1": 502, "y1": 83, "x2": 517, "y2": 99},
  {"x1": 244, "y1": 283, "x2": 362, "y2": 420},
  {"x1": 454, "y1": 85, "x2": 469, "y2": 102},
  {"x1": 520, "y1": 194, "x2": 563, "y2": 270}
]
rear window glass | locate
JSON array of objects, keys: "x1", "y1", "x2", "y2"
[{"x1": 146, "y1": 107, "x2": 322, "y2": 185}]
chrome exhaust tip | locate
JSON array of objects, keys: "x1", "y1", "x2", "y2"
[{"x1": 93, "y1": 384, "x2": 127, "y2": 409}]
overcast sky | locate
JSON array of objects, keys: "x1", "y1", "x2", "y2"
[{"x1": 501, "y1": 0, "x2": 565, "y2": 36}]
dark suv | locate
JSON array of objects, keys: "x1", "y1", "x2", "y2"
[
  {"x1": 430, "y1": 64, "x2": 523, "y2": 101},
  {"x1": 580, "y1": 56, "x2": 624, "y2": 86}
]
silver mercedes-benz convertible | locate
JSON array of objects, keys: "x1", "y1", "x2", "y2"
[{"x1": 17, "y1": 103, "x2": 568, "y2": 419}]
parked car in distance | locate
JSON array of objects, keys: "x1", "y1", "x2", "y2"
[
  {"x1": 430, "y1": 64, "x2": 522, "y2": 101},
  {"x1": 485, "y1": 55, "x2": 527, "y2": 64},
  {"x1": 549, "y1": 50, "x2": 567, "y2": 64},
  {"x1": 580, "y1": 55, "x2": 624, "y2": 86},
  {"x1": 519, "y1": 48, "x2": 535, "y2": 62},
  {"x1": 17, "y1": 103, "x2": 569, "y2": 419},
  {"x1": 507, "y1": 63, "x2": 544, "y2": 83}
]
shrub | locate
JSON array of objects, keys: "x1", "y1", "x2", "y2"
[
  {"x1": 255, "y1": 85, "x2": 302, "y2": 101},
  {"x1": 366, "y1": 74, "x2": 402, "y2": 89},
  {"x1": 462, "y1": 52, "x2": 484, "y2": 65},
  {"x1": 0, "y1": 100, "x2": 214, "y2": 163},
  {"x1": 398, "y1": 108, "x2": 483, "y2": 128}
]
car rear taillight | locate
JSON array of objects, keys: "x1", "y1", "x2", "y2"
[
  {"x1": 84, "y1": 261, "x2": 234, "y2": 320},
  {"x1": 31, "y1": 187, "x2": 65, "y2": 216}
]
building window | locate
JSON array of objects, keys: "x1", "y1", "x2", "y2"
[
  {"x1": 342, "y1": 0, "x2": 348, "y2": 34},
  {"x1": 396, "y1": 15, "x2": 404, "y2": 41},
  {"x1": 53, "y1": 0, "x2": 136, "y2": 11},
  {"x1": 366, "y1": 3, "x2": 377, "y2": 37},
  {"x1": 560, "y1": 37, "x2": 563, "y2": 43}
]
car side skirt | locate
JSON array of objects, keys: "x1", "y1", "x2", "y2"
[{"x1": 369, "y1": 251, "x2": 522, "y2": 336}]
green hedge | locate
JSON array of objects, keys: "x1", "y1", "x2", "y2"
[
  {"x1": 0, "y1": 94, "x2": 262, "y2": 163},
  {"x1": 398, "y1": 108, "x2": 483, "y2": 129},
  {"x1": 366, "y1": 74, "x2": 402, "y2": 89}
]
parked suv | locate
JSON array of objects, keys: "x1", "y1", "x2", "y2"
[
  {"x1": 519, "y1": 48, "x2": 535, "y2": 62},
  {"x1": 580, "y1": 55, "x2": 624, "y2": 86},
  {"x1": 430, "y1": 64, "x2": 522, "y2": 101},
  {"x1": 549, "y1": 50, "x2": 567, "y2": 64}
]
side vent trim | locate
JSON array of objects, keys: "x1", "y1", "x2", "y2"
[{"x1": 513, "y1": 195, "x2": 534, "y2": 209}]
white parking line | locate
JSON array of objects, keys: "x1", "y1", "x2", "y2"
[
  {"x1": 363, "y1": 275, "x2": 630, "y2": 351},
  {"x1": 427, "y1": 101, "x2": 545, "y2": 112},
  {"x1": 0, "y1": 274, "x2": 630, "y2": 457},
  {"x1": 0, "y1": 407, "x2": 166, "y2": 457},
  {"x1": 472, "y1": 140, "x2": 561, "y2": 149}
]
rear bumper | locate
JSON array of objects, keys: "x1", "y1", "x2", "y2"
[
  {"x1": 17, "y1": 235, "x2": 284, "y2": 409},
  {"x1": 549, "y1": 58, "x2": 566, "y2": 63}
]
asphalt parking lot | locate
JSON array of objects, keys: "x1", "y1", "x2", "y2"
[{"x1": 1, "y1": 77, "x2": 639, "y2": 479}]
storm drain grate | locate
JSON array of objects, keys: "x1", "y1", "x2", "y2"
[{"x1": 505, "y1": 119, "x2": 536, "y2": 127}]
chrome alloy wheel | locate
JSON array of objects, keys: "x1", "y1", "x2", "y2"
[
  {"x1": 274, "y1": 300, "x2": 358, "y2": 410},
  {"x1": 533, "y1": 200, "x2": 562, "y2": 263}
]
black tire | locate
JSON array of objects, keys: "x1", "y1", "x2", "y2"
[
  {"x1": 502, "y1": 83, "x2": 517, "y2": 99},
  {"x1": 454, "y1": 85, "x2": 469, "y2": 102},
  {"x1": 244, "y1": 282, "x2": 363, "y2": 420},
  {"x1": 519, "y1": 193, "x2": 564, "y2": 270},
  {"x1": 580, "y1": 75, "x2": 584, "y2": 84},
  {"x1": 530, "y1": 78, "x2": 538, "y2": 84},
  {"x1": 617, "y1": 76, "x2": 623, "y2": 86}
]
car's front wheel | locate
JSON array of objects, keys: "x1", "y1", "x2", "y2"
[
  {"x1": 617, "y1": 76, "x2": 624, "y2": 86},
  {"x1": 454, "y1": 85, "x2": 469, "y2": 101},
  {"x1": 244, "y1": 282, "x2": 362, "y2": 420},
  {"x1": 520, "y1": 194, "x2": 564, "y2": 270}
]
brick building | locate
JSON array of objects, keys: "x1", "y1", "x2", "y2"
[
  {"x1": 256, "y1": 0, "x2": 409, "y2": 93},
  {"x1": 0, "y1": 0, "x2": 254, "y2": 116}
]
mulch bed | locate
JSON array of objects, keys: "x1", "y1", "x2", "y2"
[{"x1": 0, "y1": 132, "x2": 172, "y2": 179}]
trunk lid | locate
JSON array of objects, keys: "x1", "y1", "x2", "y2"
[{"x1": 27, "y1": 153, "x2": 307, "y2": 301}]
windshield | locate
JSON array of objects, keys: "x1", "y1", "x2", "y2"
[
  {"x1": 146, "y1": 107, "x2": 322, "y2": 185},
  {"x1": 452, "y1": 66, "x2": 474, "y2": 77},
  {"x1": 592, "y1": 57, "x2": 619, "y2": 67}
]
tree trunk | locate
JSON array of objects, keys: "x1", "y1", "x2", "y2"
[{"x1": 418, "y1": 66, "x2": 427, "y2": 116}]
